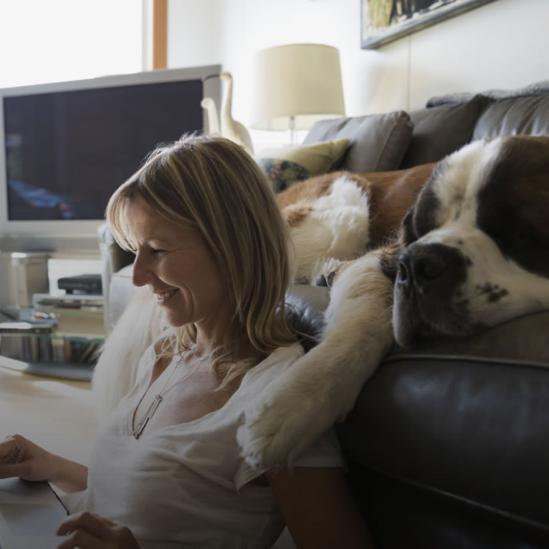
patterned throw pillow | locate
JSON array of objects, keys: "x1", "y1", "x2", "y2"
[
  {"x1": 257, "y1": 159, "x2": 309, "y2": 192},
  {"x1": 256, "y1": 138, "x2": 350, "y2": 192}
]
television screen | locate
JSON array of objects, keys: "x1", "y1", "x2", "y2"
[{"x1": 3, "y1": 79, "x2": 203, "y2": 221}]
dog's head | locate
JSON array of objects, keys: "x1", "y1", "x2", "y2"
[{"x1": 393, "y1": 135, "x2": 549, "y2": 346}]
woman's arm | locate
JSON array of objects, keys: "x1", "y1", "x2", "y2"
[
  {"x1": 0, "y1": 434, "x2": 87, "y2": 492},
  {"x1": 48, "y1": 455, "x2": 88, "y2": 492},
  {"x1": 268, "y1": 467, "x2": 374, "y2": 549}
]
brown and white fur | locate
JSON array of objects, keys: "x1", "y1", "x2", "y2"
[
  {"x1": 238, "y1": 136, "x2": 549, "y2": 468},
  {"x1": 278, "y1": 163, "x2": 435, "y2": 283}
]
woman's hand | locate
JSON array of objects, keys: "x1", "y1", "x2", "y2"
[
  {"x1": 0, "y1": 434, "x2": 58, "y2": 482},
  {"x1": 57, "y1": 512, "x2": 140, "y2": 549},
  {"x1": 0, "y1": 434, "x2": 88, "y2": 492}
]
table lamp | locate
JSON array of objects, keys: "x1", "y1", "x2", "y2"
[{"x1": 250, "y1": 43, "x2": 345, "y2": 143}]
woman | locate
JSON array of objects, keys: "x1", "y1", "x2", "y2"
[{"x1": 0, "y1": 136, "x2": 372, "y2": 548}]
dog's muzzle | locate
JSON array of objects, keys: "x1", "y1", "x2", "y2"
[{"x1": 393, "y1": 242, "x2": 469, "y2": 345}]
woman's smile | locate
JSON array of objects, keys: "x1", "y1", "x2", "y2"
[{"x1": 154, "y1": 288, "x2": 179, "y2": 305}]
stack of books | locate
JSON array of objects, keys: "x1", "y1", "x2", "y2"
[
  {"x1": 0, "y1": 319, "x2": 53, "y2": 363},
  {"x1": 0, "y1": 330, "x2": 102, "y2": 365},
  {"x1": 0, "y1": 294, "x2": 105, "y2": 367}
]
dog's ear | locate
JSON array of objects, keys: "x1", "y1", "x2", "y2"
[
  {"x1": 482, "y1": 136, "x2": 549, "y2": 239},
  {"x1": 478, "y1": 136, "x2": 549, "y2": 277},
  {"x1": 497, "y1": 135, "x2": 549, "y2": 182}
]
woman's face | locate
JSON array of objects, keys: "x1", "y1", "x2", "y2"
[{"x1": 126, "y1": 196, "x2": 230, "y2": 330}]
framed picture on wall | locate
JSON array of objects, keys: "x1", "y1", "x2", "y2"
[{"x1": 361, "y1": 0, "x2": 498, "y2": 49}]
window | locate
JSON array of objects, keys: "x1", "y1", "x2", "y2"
[{"x1": 0, "y1": 0, "x2": 144, "y2": 88}]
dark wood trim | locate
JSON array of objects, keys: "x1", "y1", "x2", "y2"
[{"x1": 152, "y1": 0, "x2": 168, "y2": 69}]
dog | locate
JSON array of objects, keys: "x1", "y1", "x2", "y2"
[
  {"x1": 277, "y1": 163, "x2": 435, "y2": 283},
  {"x1": 237, "y1": 135, "x2": 549, "y2": 468}
]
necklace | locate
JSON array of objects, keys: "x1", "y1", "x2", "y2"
[{"x1": 131, "y1": 351, "x2": 197, "y2": 440}]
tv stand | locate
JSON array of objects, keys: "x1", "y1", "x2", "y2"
[{"x1": 0, "y1": 295, "x2": 104, "y2": 382}]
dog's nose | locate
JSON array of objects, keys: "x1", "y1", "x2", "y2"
[{"x1": 397, "y1": 243, "x2": 467, "y2": 295}]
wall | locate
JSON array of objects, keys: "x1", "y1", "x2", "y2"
[
  {"x1": 167, "y1": 0, "x2": 223, "y2": 68},
  {"x1": 167, "y1": 0, "x2": 549, "y2": 125}
]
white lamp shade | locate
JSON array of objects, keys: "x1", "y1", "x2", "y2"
[{"x1": 251, "y1": 43, "x2": 345, "y2": 131}]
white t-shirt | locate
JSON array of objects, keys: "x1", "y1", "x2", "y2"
[{"x1": 63, "y1": 343, "x2": 342, "y2": 549}]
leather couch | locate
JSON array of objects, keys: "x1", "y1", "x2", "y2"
[{"x1": 98, "y1": 81, "x2": 549, "y2": 548}]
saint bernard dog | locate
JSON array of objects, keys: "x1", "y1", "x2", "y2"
[
  {"x1": 238, "y1": 135, "x2": 549, "y2": 468},
  {"x1": 276, "y1": 162, "x2": 435, "y2": 283}
]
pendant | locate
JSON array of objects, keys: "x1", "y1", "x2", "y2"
[{"x1": 133, "y1": 394, "x2": 163, "y2": 439}]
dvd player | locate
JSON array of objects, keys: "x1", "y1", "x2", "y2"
[{"x1": 57, "y1": 274, "x2": 102, "y2": 295}]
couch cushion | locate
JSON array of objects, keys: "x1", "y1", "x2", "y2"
[
  {"x1": 303, "y1": 111, "x2": 413, "y2": 173},
  {"x1": 400, "y1": 95, "x2": 489, "y2": 168},
  {"x1": 422, "y1": 80, "x2": 549, "y2": 142},
  {"x1": 339, "y1": 311, "x2": 549, "y2": 547},
  {"x1": 256, "y1": 139, "x2": 350, "y2": 192},
  {"x1": 285, "y1": 285, "x2": 329, "y2": 352},
  {"x1": 340, "y1": 354, "x2": 549, "y2": 548},
  {"x1": 472, "y1": 95, "x2": 549, "y2": 140}
]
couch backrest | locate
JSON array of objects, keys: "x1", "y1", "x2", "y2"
[
  {"x1": 305, "y1": 81, "x2": 549, "y2": 173},
  {"x1": 473, "y1": 94, "x2": 549, "y2": 141},
  {"x1": 303, "y1": 111, "x2": 413, "y2": 173},
  {"x1": 399, "y1": 94, "x2": 489, "y2": 168}
]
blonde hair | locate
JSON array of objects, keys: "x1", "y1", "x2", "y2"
[{"x1": 106, "y1": 135, "x2": 296, "y2": 382}]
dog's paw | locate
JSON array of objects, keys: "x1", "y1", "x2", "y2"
[{"x1": 238, "y1": 381, "x2": 336, "y2": 469}]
